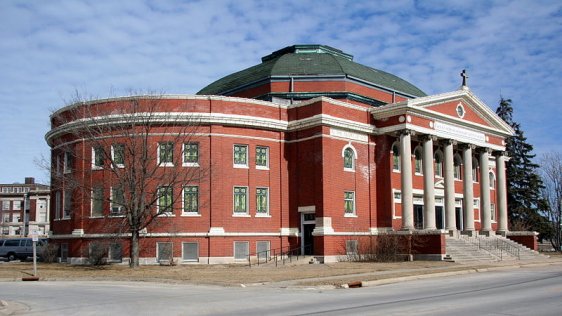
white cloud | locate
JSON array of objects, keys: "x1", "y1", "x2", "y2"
[{"x1": 0, "y1": 0, "x2": 560, "y2": 183}]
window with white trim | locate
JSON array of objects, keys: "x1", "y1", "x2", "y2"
[
  {"x1": 343, "y1": 147, "x2": 355, "y2": 171},
  {"x1": 112, "y1": 144, "x2": 125, "y2": 167},
  {"x1": 473, "y1": 198, "x2": 480, "y2": 208},
  {"x1": 414, "y1": 146, "x2": 423, "y2": 174},
  {"x1": 392, "y1": 143, "x2": 400, "y2": 171},
  {"x1": 63, "y1": 151, "x2": 73, "y2": 174},
  {"x1": 233, "y1": 186, "x2": 248, "y2": 214},
  {"x1": 110, "y1": 187, "x2": 125, "y2": 215},
  {"x1": 12, "y1": 200, "x2": 21, "y2": 210},
  {"x1": 233, "y1": 144, "x2": 248, "y2": 167},
  {"x1": 256, "y1": 146, "x2": 269, "y2": 169},
  {"x1": 434, "y1": 150, "x2": 443, "y2": 177},
  {"x1": 234, "y1": 241, "x2": 249, "y2": 260},
  {"x1": 346, "y1": 240, "x2": 358, "y2": 255},
  {"x1": 256, "y1": 241, "x2": 270, "y2": 259},
  {"x1": 157, "y1": 186, "x2": 173, "y2": 214},
  {"x1": 63, "y1": 189, "x2": 72, "y2": 218},
  {"x1": 91, "y1": 187, "x2": 104, "y2": 217},
  {"x1": 454, "y1": 154, "x2": 462, "y2": 180},
  {"x1": 157, "y1": 242, "x2": 173, "y2": 262},
  {"x1": 491, "y1": 203, "x2": 496, "y2": 221},
  {"x1": 183, "y1": 186, "x2": 199, "y2": 214},
  {"x1": 344, "y1": 191, "x2": 355, "y2": 215},
  {"x1": 1, "y1": 200, "x2": 10, "y2": 211},
  {"x1": 182, "y1": 242, "x2": 199, "y2": 262},
  {"x1": 92, "y1": 146, "x2": 104, "y2": 169},
  {"x1": 472, "y1": 157, "x2": 479, "y2": 182},
  {"x1": 183, "y1": 142, "x2": 199, "y2": 166},
  {"x1": 158, "y1": 142, "x2": 174, "y2": 166},
  {"x1": 256, "y1": 187, "x2": 269, "y2": 215},
  {"x1": 489, "y1": 172, "x2": 496, "y2": 189}
]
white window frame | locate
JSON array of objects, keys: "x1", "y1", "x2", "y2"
[
  {"x1": 63, "y1": 152, "x2": 72, "y2": 174},
  {"x1": 489, "y1": 171, "x2": 496, "y2": 189},
  {"x1": 344, "y1": 191, "x2": 356, "y2": 217},
  {"x1": 182, "y1": 185, "x2": 200, "y2": 216},
  {"x1": 346, "y1": 240, "x2": 358, "y2": 255},
  {"x1": 12, "y1": 200, "x2": 21, "y2": 211},
  {"x1": 110, "y1": 187, "x2": 125, "y2": 216},
  {"x1": 256, "y1": 241, "x2": 270, "y2": 260},
  {"x1": 342, "y1": 145, "x2": 357, "y2": 172},
  {"x1": 255, "y1": 146, "x2": 269, "y2": 170},
  {"x1": 234, "y1": 241, "x2": 249, "y2": 261},
  {"x1": 233, "y1": 186, "x2": 249, "y2": 216},
  {"x1": 157, "y1": 186, "x2": 173, "y2": 215},
  {"x1": 157, "y1": 142, "x2": 174, "y2": 167},
  {"x1": 414, "y1": 146, "x2": 423, "y2": 175},
  {"x1": 453, "y1": 154, "x2": 462, "y2": 180},
  {"x1": 92, "y1": 147, "x2": 104, "y2": 170},
  {"x1": 1, "y1": 200, "x2": 9, "y2": 211},
  {"x1": 255, "y1": 187, "x2": 270, "y2": 217},
  {"x1": 491, "y1": 203, "x2": 496, "y2": 222},
  {"x1": 472, "y1": 157, "x2": 479, "y2": 183},
  {"x1": 434, "y1": 150, "x2": 444, "y2": 178},
  {"x1": 91, "y1": 187, "x2": 104, "y2": 218},
  {"x1": 182, "y1": 142, "x2": 200, "y2": 167},
  {"x1": 111, "y1": 144, "x2": 125, "y2": 168},
  {"x1": 392, "y1": 142, "x2": 400, "y2": 172},
  {"x1": 182, "y1": 242, "x2": 199, "y2": 262},
  {"x1": 157, "y1": 242, "x2": 173, "y2": 262},
  {"x1": 233, "y1": 144, "x2": 249, "y2": 168}
]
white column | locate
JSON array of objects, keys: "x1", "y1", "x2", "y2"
[
  {"x1": 462, "y1": 144, "x2": 475, "y2": 233},
  {"x1": 443, "y1": 140, "x2": 456, "y2": 231},
  {"x1": 480, "y1": 148, "x2": 492, "y2": 233},
  {"x1": 422, "y1": 136, "x2": 436, "y2": 230},
  {"x1": 496, "y1": 153, "x2": 509, "y2": 234},
  {"x1": 400, "y1": 131, "x2": 414, "y2": 230}
]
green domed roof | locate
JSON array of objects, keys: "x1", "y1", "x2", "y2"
[{"x1": 197, "y1": 45, "x2": 426, "y2": 98}]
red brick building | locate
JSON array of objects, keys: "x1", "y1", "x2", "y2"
[{"x1": 46, "y1": 45, "x2": 514, "y2": 264}]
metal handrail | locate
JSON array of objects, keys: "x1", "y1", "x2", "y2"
[
  {"x1": 248, "y1": 244, "x2": 312, "y2": 267},
  {"x1": 461, "y1": 236, "x2": 520, "y2": 260}
]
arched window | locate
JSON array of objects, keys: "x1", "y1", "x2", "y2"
[
  {"x1": 472, "y1": 157, "x2": 479, "y2": 182},
  {"x1": 392, "y1": 142, "x2": 400, "y2": 171},
  {"x1": 414, "y1": 146, "x2": 423, "y2": 174},
  {"x1": 489, "y1": 171, "x2": 496, "y2": 189},
  {"x1": 434, "y1": 150, "x2": 443, "y2": 177},
  {"x1": 454, "y1": 154, "x2": 462, "y2": 180},
  {"x1": 343, "y1": 147, "x2": 355, "y2": 170}
]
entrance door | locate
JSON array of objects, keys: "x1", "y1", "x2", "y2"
[
  {"x1": 456, "y1": 207, "x2": 463, "y2": 230},
  {"x1": 301, "y1": 213, "x2": 315, "y2": 255},
  {"x1": 414, "y1": 205, "x2": 424, "y2": 229},
  {"x1": 435, "y1": 206, "x2": 444, "y2": 229}
]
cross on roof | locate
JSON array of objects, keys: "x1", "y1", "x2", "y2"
[{"x1": 461, "y1": 69, "x2": 469, "y2": 87}]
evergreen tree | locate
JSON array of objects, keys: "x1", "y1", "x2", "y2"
[{"x1": 496, "y1": 98, "x2": 550, "y2": 236}]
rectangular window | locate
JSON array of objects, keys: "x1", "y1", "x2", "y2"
[
  {"x1": 183, "y1": 143, "x2": 199, "y2": 166},
  {"x1": 234, "y1": 241, "x2": 249, "y2": 260},
  {"x1": 63, "y1": 189, "x2": 72, "y2": 218},
  {"x1": 91, "y1": 187, "x2": 104, "y2": 217},
  {"x1": 2, "y1": 200, "x2": 10, "y2": 211},
  {"x1": 64, "y1": 152, "x2": 73, "y2": 173},
  {"x1": 491, "y1": 203, "x2": 496, "y2": 221},
  {"x1": 233, "y1": 145, "x2": 248, "y2": 167},
  {"x1": 111, "y1": 187, "x2": 125, "y2": 215},
  {"x1": 256, "y1": 241, "x2": 270, "y2": 260},
  {"x1": 12, "y1": 200, "x2": 21, "y2": 211},
  {"x1": 14, "y1": 214, "x2": 21, "y2": 222},
  {"x1": 112, "y1": 144, "x2": 125, "y2": 167},
  {"x1": 344, "y1": 191, "x2": 355, "y2": 215},
  {"x1": 233, "y1": 186, "x2": 248, "y2": 214},
  {"x1": 92, "y1": 147, "x2": 104, "y2": 168},
  {"x1": 256, "y1": 187, "x2": 269, "y2": 215},
  {"x1": 255, "y1": 146, "x2": 269, "y2": 169},
  {"x1": 346, "y1": 240, "x2": 358, "y2": 255},
  {"x1": 108, "y1": 243, "x2": 123, "y2": 262},
  {"x1": 182, "y1": 242, "x2": 199, "y2": 262},
  {"x1": 158, "y1": 186, "x2": 173, "y2": 214},
  {"x1": 55, "y1": 191, "x2": 61, "y2": 219},
  {"x1": 157, "y1": 242, "x2": 173, "y2": 262},
  {"x1": 473, "y1": 198, "x2": 480, "y2": 208},
  {"x1": 158, "y1": 142, "x2": 174, "y2": 166},
  {"x1": 2, "y1": 214, "x2": 9, "y2": 223},
  {"x1": 183, "y1": 186, "x2": 199, "y2": 214}
]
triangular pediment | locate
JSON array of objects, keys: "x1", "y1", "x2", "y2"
[{"x1": 371, "y1": 89, "x2": 514, "y2": 137}]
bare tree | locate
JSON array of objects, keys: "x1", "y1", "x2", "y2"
[
  {"x1": 539, "y1": 151, "x2": 562, "y2": 251},
  {"x1": 48, "y1": 93, "x2": 207, "y2": 267}
]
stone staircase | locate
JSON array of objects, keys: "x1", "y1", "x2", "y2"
[{"x1": 445, "y1": 235, "x2": 548, "y2": 264}]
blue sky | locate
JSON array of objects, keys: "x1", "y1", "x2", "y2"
[{"x1": 1, "y1": 0, "x2": 561, "y2": 184}]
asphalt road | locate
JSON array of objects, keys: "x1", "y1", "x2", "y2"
[{"x1": 1, "y1": 264, "x2": 561, "y2": 315}]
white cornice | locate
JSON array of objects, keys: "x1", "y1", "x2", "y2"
[{"x1": 371, "y1": 89, "x2": 514, "y2": 137}]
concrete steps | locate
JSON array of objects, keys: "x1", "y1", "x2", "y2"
[{"x1": 445, "y1": 237, "x2": 499, "y2": 264}]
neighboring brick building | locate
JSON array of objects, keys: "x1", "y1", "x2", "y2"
[
  {"x1": 0, "y1": 177, "x2": 50, "y2": 237},
  {"x1": 45, "y1": 45, "x2": 514, "y2": 264}
]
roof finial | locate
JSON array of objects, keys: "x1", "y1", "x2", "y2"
[{"x1": 460, "y1": 69, "x2": 469, "y2": 89}]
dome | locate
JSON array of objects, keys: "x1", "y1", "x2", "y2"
[{"x1": 197, "y1": 45, "x2": 426, "y2": 100}]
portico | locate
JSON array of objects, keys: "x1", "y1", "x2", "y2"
[{"x1": 372, "y1": 88, "x2": 514, "y2": 236}]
